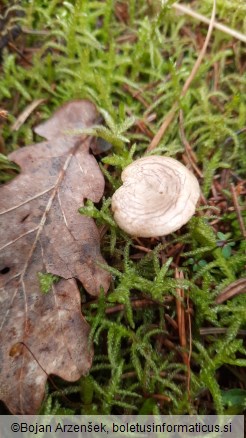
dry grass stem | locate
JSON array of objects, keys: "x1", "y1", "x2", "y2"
[
  {"x1": 179, "y1": 109, "x2": 203, "y2": 178},
  {"x1": 11, "y1": 98, "x2": 46, "y2": 131},
  {"x1": 173, "y1": 2, "x2": 246, "y2": 44},
  {"x1": 175, "y1": 269, "x2": 189, "y2": 366},
  {"x1": 147, "y1": 0, "x2": 217, "y2": 152},
  {"x1": 230, "y1": 183, "x2": 246, "y2": 238},
  {"x1": 215, "y1": 278, "x2": 246, "y2": 304},
  {"x1": 200, "y1": 327, "x2": 246, "y2": 336}
]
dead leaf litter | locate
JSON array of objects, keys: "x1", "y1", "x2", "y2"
[{"x1": 0, "y1": 99, "x2": 111, "y2": 414}]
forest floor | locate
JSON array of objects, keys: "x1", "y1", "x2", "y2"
[{"x1": 0, "y1": 0, "x2": 246, "y2": 415}]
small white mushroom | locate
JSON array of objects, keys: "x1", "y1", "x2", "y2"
[{"x1": 111, "y1": 156, "x2": 200, "y2": 237}]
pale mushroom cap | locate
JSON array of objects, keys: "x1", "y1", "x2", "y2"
[{"x1": 111, "y1": 156, "x2": 200, "y2": 237}]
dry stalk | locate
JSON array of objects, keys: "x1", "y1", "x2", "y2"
[
  {"x1": 230, "y1": 183, "x2": 246, "y2": 239},
  {"x1": 175, "y1": 269, "x2": 189, "y2": 366},
  {"x1": 147, "y1": 0, "x2": 217, "y2": 152},
  {"x1": 173, "y1": 2, "x2": 246, "y2": 44}
]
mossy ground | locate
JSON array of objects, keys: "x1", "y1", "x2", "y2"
[{"x1": 0, "y1": 0, "x2": 246, "y2": 415}]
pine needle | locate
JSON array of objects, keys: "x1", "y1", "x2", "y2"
[{"x1": 147, "y1": 0, "x2": 217, "y2": 152}]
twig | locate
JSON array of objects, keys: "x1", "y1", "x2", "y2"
[
  {"x1": 187, "y1": 292, "x2": 192, "y2": 400},
  {"x1": 172, "y1": 3, "x2": 246, "y2": 44},
  {"x1": 22, "y1": 27, "x2": 51, "y2": 36},
  {"x1": 135, "y1": 119, "x2": 154, "y2": 139},
  {"x1": 165, "y1": 313, "x2": 178, "y2": 330},
  {"x1": 7, "y1": 41, "x2": 33, "y2": 66},
  {"x1": 122, "y1": 83, "x2": 149, "y2": 108},
  {"x1": 179, "y1": 109, "x2": 203, "y2": 178},
  {"x1": 105, "y1": 299, "x2": 159, "y2": 314},
  {"x1": 175, "y1": 269, "x2": 189, "y2": 367},
  {"x1": 215, "y1": 278, "x2": 246, "y2": 304},
  {"x1": 200, "y1": 327, "x2": 246, "y2": 336},
  {"x1": 147, "y1": 0, "x2": 217, "y2": 152},
  {"x1": 230, "y1": 183, "x2": 246, "y2": 239},
  {"x1": 11, "y1": 98, "x2": 46, "y2": 131},
  {"x1": 151, "y1": 394, "x2": 171, "y2": 402},
  {"x1": 133, "y1": 244, "x2": 152, "y2": 253},
  {"x1": 121, "y1": 370, "x2": 186, "y2": 381}
]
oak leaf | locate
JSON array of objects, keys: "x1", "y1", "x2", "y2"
[{"x1": 0, "y1": 100, "x2": 111, "y2": 414}]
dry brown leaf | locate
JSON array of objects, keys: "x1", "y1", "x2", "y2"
[{"x1": 0, "y1": 100, "x2": 111, "y2": 414}]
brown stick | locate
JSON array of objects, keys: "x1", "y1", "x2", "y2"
[
  {"x1": 172, "y1": 3, "x2": 246, "y2": 43},
  {"x1": 11, "y1": 98, "x2": 46, "y2": 131},
  {"x1": 175, "y1": 269, "x2": 189, "y2": 367},
  {"x1": 230, "y1": 183, "x2": 246, "y2": 239},
  {"x1": 200, "y1": 327, "x2": 246, "y2": 336},
  {"x1": 179, "y1": 110, "x2": 203, "y2": 178},
  {"x1": 186, "y1": 293, "x2": 192, "y2": 399},
  {"x1": 215, "y1": 278, "x2": 246, "y2": 304}
]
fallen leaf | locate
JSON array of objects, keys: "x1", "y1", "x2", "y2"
[{"x1": 0, "y1": 100, "x2": 111, "y2": 414}]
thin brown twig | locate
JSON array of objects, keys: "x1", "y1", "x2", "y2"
[
  {"x1": 230, "y1": 183, "x2": 246, "y2": 238},
  {"x1": 179, "y1": 109, "x2": 203, "y2": 178},
  {"x1": 121, "y1": 370, "x2": 186, "y2": 381},
  {"x1": 172, "y1": 2, "x2": 246, "y2": 44},
  {"x1": 151, "y1": 394, "x2": 171, "y2": 402},
  {"x1": 175, "y1": 269, "x2": 189, "y2": 367},
  {"x1": 135, "y1": 119, "x2": 154, "y2": 139},
  {"x1": 22, "y1": 27, "x2": 51, "y2": 35},
  {"x1": 7, "y1": 41, "x2": 33, "y2": 66},
  {"x1": 165, "y1": 313, "x2": 178, "y2": 331},
  {"x1": 200, "y1": 327, "x2": 246, "y2": 336},
  {"x1": 133, "y1": 244, "x2": 152, "y2": 253},
  {"x1": 146, "y1": 0, "x2": 216, "y2": 152},
  {"x1": 105, "y1": 299, "x2": 160, "y2": 314},
  {"x1": 11, "y1": 98, "x2": 46, "y2": 131},
  {"x1": 122, "y1": 83, "x2": 149, "y2": 108},
  {"x1": 186, "y1": 293, "x2": 192, "y2": 400},
  {"x1": 215, "y1": 278, "x2": 246, "y2": 304},
  {"x1": 212, "y1": 62, "x2": 220, "y2": 91}
]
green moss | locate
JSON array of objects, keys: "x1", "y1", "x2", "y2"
[
  {"x1": 38, "y1": 272, "x2": 60, "y2": 294},
  {"x1": 1, "y1": 0, "x2": 245, "y2": 415}
]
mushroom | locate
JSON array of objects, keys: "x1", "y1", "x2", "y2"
[{"x1": 111, "y1": 156, "x2": 200, "y2": 237}]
